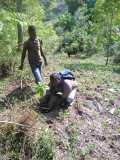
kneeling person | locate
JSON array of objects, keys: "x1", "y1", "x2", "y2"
[{"x1": 39, "y1": 70, "x2": 77, "y2": 111}]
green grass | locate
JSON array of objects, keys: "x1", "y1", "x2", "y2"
[
  {"x1": 0, "y1": 53, "x2": 120, "y2": 160},
  {"x1": 115, "y1": 107, "x2": 120, "y2": 115},
  {"x1": 81, "y1": 143, "x2": 96, "y2": 159}
]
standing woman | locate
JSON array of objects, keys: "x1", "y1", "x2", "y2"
[{"x1": 19, "y1": 25, "x2": 48, "y2": 83}]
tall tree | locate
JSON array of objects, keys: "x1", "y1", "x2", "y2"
[
  {"x1": 65, "y1": 0, "x2": 84, "y2": 15},
  {"x1": 39, "y1": 0, "x2": 57, "y2": 19},
  {"x1": 0, "y1": 0, "x2": 23, "y2": 50},
  {"x1": 94, "y1": 0, "x2": 120, "y2": 65},
  {"x1": 17, "y1": 0, "x2": 23, "y2": 50}
]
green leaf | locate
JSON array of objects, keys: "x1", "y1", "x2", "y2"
[{"x1": 36, "y1": 83, "x2": 46, "y2": 97}]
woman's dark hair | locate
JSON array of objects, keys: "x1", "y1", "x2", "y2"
[
  {"x1": 50, "y1": 73, "x2": 61, "y2": 81},
  {"x1": 28, "y1": 25, "x2": 36, "y2": 35}
]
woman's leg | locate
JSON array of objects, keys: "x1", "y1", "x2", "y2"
[{"x1": 32, "y1": 65, "x2": 42, "y2": 83}]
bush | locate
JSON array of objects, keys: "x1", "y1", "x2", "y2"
[
  {"x1": 54, "y1": 4, "x2": 98, "y2": 57},
  {"x1": 0, "y1": 9, "x2": 18, "y2": 70},
  {"x1": 57, "y1": 12, "x2": 76, "y2": 31},
  {"x1": 58, "y1": 26, "x2": 97, "y2": 57}
]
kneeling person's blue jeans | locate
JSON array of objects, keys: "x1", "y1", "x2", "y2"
[{"x1": 32, "y1": 65, "x2": 42, "y2": 83}]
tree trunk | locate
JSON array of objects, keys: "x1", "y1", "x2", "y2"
[
  {"x1": 17, "y1": 0, "x2": 23, "y2": 50},
  {"x1": 105, "y1": 13, "x2": 113, "y2": 66},
  {"x1": 106, "y1": 55, "x2": 109, "y2": 66},
  {"x1": 17, "y1": 23, "x2": 23, "y2": 50}
]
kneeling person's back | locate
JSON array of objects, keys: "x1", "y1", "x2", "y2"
[
  {"x1": 49, "y1": 72, "x2": 77, "y2": 106},
  {"x1": 62, "y1": 79, "x2": 77, "y2": 105}
]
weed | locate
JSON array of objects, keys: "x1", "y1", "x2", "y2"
[
  {"x1": 81, "y1": 143, "x2": 95, "y2": 159},
  {"x1": 117, "y1": 126, "x2": 120, "y2": 133},
  {"x1": 68, "y1": 123, "x2": 79, "y2": 160},
  {"x1": 0, "y1": 124, "x2": 30, "y2": 160},
  {"x1": 103, "y1": 120, "x2": 109, "y2": 129},
  {"x1": 32, "y1": 128, "x2": 55, "y2": 160},
  {"x1": 115, "y1": 107, "x2": 120, "y2": 115},
  {"x1": 11, "y1": 95, "x2": 18, "y2": 105},
  {"x1": 58, "y1": 109, "x2": 69, "y2": 119}
]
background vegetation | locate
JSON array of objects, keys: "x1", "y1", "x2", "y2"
[{"x1": 0, "y1": 0, "x2": 120, "y2": 160}]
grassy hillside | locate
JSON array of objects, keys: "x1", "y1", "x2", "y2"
[{"x1": 0, "y1": 53, "x2": 120, "y2": 160}]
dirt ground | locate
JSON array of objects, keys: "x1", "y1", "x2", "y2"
[{"x1": 0, "y1": 77, "x2": 120, "y2": 160}]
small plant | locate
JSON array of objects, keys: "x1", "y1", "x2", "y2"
[
  {"x1": 35, "y1": 83, "x2": 46, "y2": 97},
  {"x1": 11, "y1": 95, "x2": 17, "y2": 105},
  {"x1": 103, "y1": 120, "x2": 109, "y2": 129},
  {"x1": 115, "y1": 107, "x2": 120, "y2": 115},
  {"x1": 58, "y1": 109, "x2": 69, "y2": 120},
  {"x1": 117, "y1": 126, "x2": 120, "y2": 133},
  {"x1": 81, "y1": 143, "x2": 95, "y2": 158}
]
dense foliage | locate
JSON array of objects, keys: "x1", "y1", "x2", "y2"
[
  {"x1": 54, "y1": 0, "x2": 120, "y2": 64},
  {"x1": 1, "y1": 0, "x2": 120, "y2": 65},
  {"x1": 0, "y1": 0, "x2": 59, "y2": 70}
]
